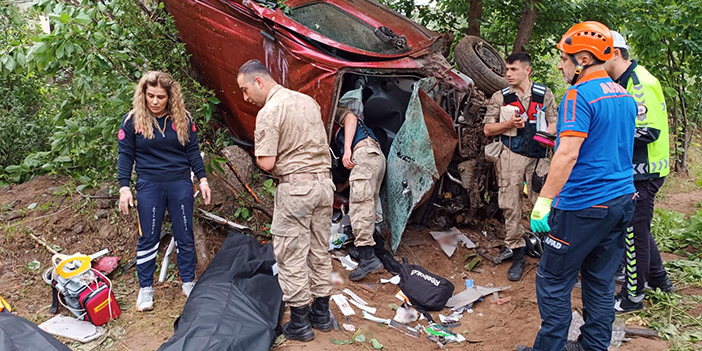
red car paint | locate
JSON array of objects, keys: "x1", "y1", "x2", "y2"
[{"x1": 163, "y1": 0, "x2": 471, "y2": 143}]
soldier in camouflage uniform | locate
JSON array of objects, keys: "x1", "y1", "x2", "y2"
[
  {"x1": 237, "y1": 60, "x2": 334, "y2": 342},
  {"x1": 335, "y1": 87, "x2": 386, "y2": 281},
  {"x1": 483, "y1": 52, "x2": 557, "y2": 281}
]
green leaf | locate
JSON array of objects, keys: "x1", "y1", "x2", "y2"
[
  {"x1": 263, "y1": 178, "x2": 274, "y2": 188},
  {"x1": 27, "y1": 260, "x2": 41, "y2": 270},
  {"x1": 16, "y1": 52, "x2": 26, "y2": 66},
  {"x1": 60, "y1": 13, "x2": 70, "y2": 23},
  {"x1": 27, "y1": 202, "x2": 38, "y2": 210},
  {"x1": 74, "y1": 13, "x2": 92, "y2": 25},
  {"x1": 354, "y1": 334, "x2": 366, "y2": 343},
  {"x1": 54, "y1": 156, "x2": 72, "y2": 163},
  {"x1": 371, "y1": 338, "x2": 383, "y2": 349},
  {"x1": 32, "y1": 42, "x2": 48, "y2": 54},
  {"x1": 207, "y1": 97, "x2": 220, "y2": 104},
  {"x1": 5, "y1": 56, "x2": 15, "y2": 72},
  {"x1": 330, "y1": 339, "x2": 351, "y2": 345}
]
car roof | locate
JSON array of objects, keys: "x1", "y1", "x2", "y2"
[{"x1": 243, "y1": 0, "x2": 441, "y2": 59}]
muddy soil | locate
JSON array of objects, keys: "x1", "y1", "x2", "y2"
[{"x1": 0, "y1": 175, "x2": 690, "y2": 351}]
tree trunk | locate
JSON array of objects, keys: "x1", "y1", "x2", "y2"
[
  {"x1": 512, "y1": 0, "x2": 540, "y2": 53},
  {"x1": 677, "y1": 83, "x2": 690, "y2": 176},
  {"x1": 193, "y1": 222, "x2": 211, "y2": 274},
  {"x1": 467, "y1": 0, "x2": 483, "y2": 36}
]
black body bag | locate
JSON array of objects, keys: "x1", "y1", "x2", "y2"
[{"x1": 398, "y1": 264, "x2": 454, "y2": 311}]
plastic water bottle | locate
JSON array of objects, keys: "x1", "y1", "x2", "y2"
[{"x1": 609, "y1": 320, "x2": 626, "y2": 349}]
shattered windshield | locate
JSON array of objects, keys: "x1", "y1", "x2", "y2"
[{"x1": 287, "y1": 2, "x2": 406, "y2": 54}]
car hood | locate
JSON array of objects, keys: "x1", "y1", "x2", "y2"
[{"x1": 243, "y1": 0, "x2": 441, "y2": 59}]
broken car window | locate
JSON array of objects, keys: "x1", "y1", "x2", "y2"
[{"x1": 287, "y1": 2, "x2": 407, "y2": 54}]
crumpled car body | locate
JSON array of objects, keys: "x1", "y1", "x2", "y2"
[{"x1": 164, "y1": 0, "x2": 489, "y2": 250}]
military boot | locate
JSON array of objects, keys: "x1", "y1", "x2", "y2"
[
  {"x1": 282, "y1": 306, "x2": 315, "y2": 342},
  {"x1": 508, "y1": 249, "x2": 525, "y2": 281},
  {"x1": 349, "y1": 246, "x2": 383, "y2": 281},
  {"x1": 308, "y1": 296, "x2": 332, "y2": 331}
]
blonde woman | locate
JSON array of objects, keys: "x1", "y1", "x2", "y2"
[{"x1": 117, "y1": 71, "x2": 211, "y2": 311}]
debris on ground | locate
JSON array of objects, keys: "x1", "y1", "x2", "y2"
[
  {"x1": 38, "y1": 315, "x2": 106, "y2": 343},
  {"x1": 439, "y1": 312, "x2": 463, "y2": 326},
  {"x1": 332, "y1": 294, "x2": 355, "y2": 316},
  {"x1": 423, "y1": 322, "x2": 466, "y2": 344},
  {"x1": 490, "y1": 297, "x2": 512, "y2": 305},
  {"x1": 430, "y1": 227, "x2": 475, "y2": 257},
  {"x1": 343, "y1": 288, "x2": 369, "y2": 305},
  {"x1": 334, "y1": 255, "x2": 359, "y2": 270},
  {"x1": 393, "y1": 304, "x2": 419, "y2": 324},
  {"x1": 445, "y1": 285, "x2": 511, "y2": 309},
  {"x1": 380, "y1": 275, "x2": 400, "y2": 284},
  {"x1": 349, "y1": 299, "x2": 377, "y2": 314}
]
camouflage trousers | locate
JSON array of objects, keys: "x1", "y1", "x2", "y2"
[
  {"x1": 349, "y1": 144, "x2": 386, "y2": 247},
  {"x1": 271, "y1": 177, "x2": 335, "y2": 307},
  {"x1": 497, "y1": 145, "x2": 550, "y2": 249}
]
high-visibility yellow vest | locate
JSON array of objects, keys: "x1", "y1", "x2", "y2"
[{"x1": 622, "y1": 62, "x2": 670, "y2": 180}]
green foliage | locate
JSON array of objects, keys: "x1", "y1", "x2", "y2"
[
  {"x1": 0, "y1": 0, "x2": 220, "y2": 186},
  {"x1": 262, "y1": 178, "x2": 276, "y2": 197},
  {"x1": 664, "y1": 259, "x2": 702, "y2": 286},
  {"x1": 608, "y1": 0, "x2": 702, "y2": 172},
  {"x1": 234, "y1": 200, "x2": 253, "y2": 222},
  {"x1": 639, "y1": 290, "x2": 702, "y2": 350},
  {"x1": 651, "y1": 208, "x2": 702, "y2": 259}
]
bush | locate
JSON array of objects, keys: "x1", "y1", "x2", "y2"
[
  {"x1": 0, "y1": 74, "x2": 53, "y2": 171},
  {"x1": 651, "y1": 208, "x2": 702, "y2": 259},
  {"x1": 0, "y1": 0, "x2": 220, "y2": 186}
]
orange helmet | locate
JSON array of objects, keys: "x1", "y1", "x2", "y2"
[{"x1": 557, "y1": 21, "x2": 613, "y2": 61}]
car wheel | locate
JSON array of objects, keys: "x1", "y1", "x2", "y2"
[{"x1": 454, "y1": 35, "x2": 508, "y2": 96}]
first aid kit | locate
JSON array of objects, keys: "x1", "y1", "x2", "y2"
[{"x1": 44, "y1": 250, "x2": 121, "y2": 326}]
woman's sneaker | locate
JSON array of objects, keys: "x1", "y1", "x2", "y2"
[
  {"x1": 136, "y1": 287, "x2": 154, "y2": 311},
  {"x1": 182, "y1": 281, "x2": 196, "y2": 297}
]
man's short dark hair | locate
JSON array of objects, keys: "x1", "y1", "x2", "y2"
[
  {"x1": 506, "y1": 52, "x2": 531, "y2": 66},
  {"x1": 618, "y1": 47, "x2": 630, "y2": 60},
  {"x1": 237, "y1": 59, "x2": 272, "y2": 80}
]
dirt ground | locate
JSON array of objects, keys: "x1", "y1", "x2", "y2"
[{"x1": 0, "y1": 175, "x2": 694, "y2": 351}]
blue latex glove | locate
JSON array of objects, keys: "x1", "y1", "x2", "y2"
[{"x1": 530, "y1": 197, "x2": 553, "y2": 233}]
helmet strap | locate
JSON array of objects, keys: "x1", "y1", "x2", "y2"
[{"x1": 568, "y1": 54, "x2": 590, "y2": 85}]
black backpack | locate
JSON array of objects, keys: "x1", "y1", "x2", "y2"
[{"x1": 398, "y1": 264, "x2": 454, "y2": 311}]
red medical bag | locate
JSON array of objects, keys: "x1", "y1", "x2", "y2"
[{"x1": 78, "y1": 271, "x2": 120, "y2": 326}]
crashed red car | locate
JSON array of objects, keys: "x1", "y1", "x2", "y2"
[{"x1": 164, "y1": 0, "x2": 506, "y2": 249}]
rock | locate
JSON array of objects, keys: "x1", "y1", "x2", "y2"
[
  {"x1": 97, "y1": 199, "x2": 113, "y2": 209},
  {"x1": 5, "y1": 210, "x2": 23, "y2": 221},
  {"x1": 99, "y1": 221, "x2": 113, "y2": 239},
  {"x1": 46, "y1": 187, "x2": 62, "y2": 194},
  {"x1": 95, "y1": 183, "x2": 111, "y2": 198},
  {"x1": 95, "y1": 209, "x2": 110, "y2": 219},
  {"x1": 96, "y1": 183, "x2": 114, "y2": 209},
  {"x1": 73, "y1": 224, "x2": 84, "y2": 234}
]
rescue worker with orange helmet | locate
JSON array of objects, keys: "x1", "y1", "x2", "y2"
[{"x1": 517, "y1": 21, "x2": 638, "y2": 351}]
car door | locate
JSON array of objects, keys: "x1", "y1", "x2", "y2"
[{"x1": 381, "y1": 78, "x2": 457, "y2": 251}]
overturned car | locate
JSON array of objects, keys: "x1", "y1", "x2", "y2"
[{"x1": 164, "y1": 0, "x2": 509, "y2": 249}]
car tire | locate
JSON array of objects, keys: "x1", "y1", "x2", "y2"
[{"x1": 454, "y1": 35, "x2": 508, "y2": 96}]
